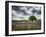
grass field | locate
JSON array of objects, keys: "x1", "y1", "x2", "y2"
[{"x1": 12, "y1": 20, "x2": 41, "y2": 31}]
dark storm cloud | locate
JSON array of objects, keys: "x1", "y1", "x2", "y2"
[
  {"x1": 32, "y1": 7, "x2": 41, "y2": 15},
  {"x1": 37, "y1": 10, "x2": 41, "y2": 15},
  {"x1": 12, "y1": 6, "x2": 30, "y2": 16},
  {"x1": 26, "y1": 6, "x2": 33, "y2": 10},
  {"x1": 12, "y1": 6, "x2": 41, "y2": 20},
  {"x1": 32, "y1": 8, "x2": 38, "y2": 14},
  {"x1": 12, "y1": 6, "x2": 41, "y2": 15},
  {"x1": 12, "y1": 6, "x2": 32, "y2": 10},
  {"x1": 12, "y1": 6, "x2": 22, "y2": 11}
]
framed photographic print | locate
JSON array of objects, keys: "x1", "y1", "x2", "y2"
[{"x1": 5, "y1": 1, "x2": 45, "y2": 36}]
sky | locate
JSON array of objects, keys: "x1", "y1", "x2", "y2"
[{"x1": 12, "y1": 6, "x2": 41, "y2": 20}]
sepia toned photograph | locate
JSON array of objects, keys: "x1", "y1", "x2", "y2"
[{"x1": 5, "y1": 1, "x2": 45, "y2": 36}]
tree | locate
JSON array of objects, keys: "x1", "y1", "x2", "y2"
[{"x1": 28, "y1": 16, "x2": 37, "y2": 21}]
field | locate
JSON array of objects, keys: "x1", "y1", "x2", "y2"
[{"x1": 12, "y1": 20, "x2": 41, "y2": 31}]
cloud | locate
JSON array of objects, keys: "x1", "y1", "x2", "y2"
[{"x1": 12, "y1": 6, "x2": 41, "y2": 20}]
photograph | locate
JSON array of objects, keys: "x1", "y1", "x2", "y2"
[
  {"x1": 5, "y1": 1, "x2": 45, "y2": 36},
  {"x1": 12, "y1": 6, "x2": 41, "y2": 31}
]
